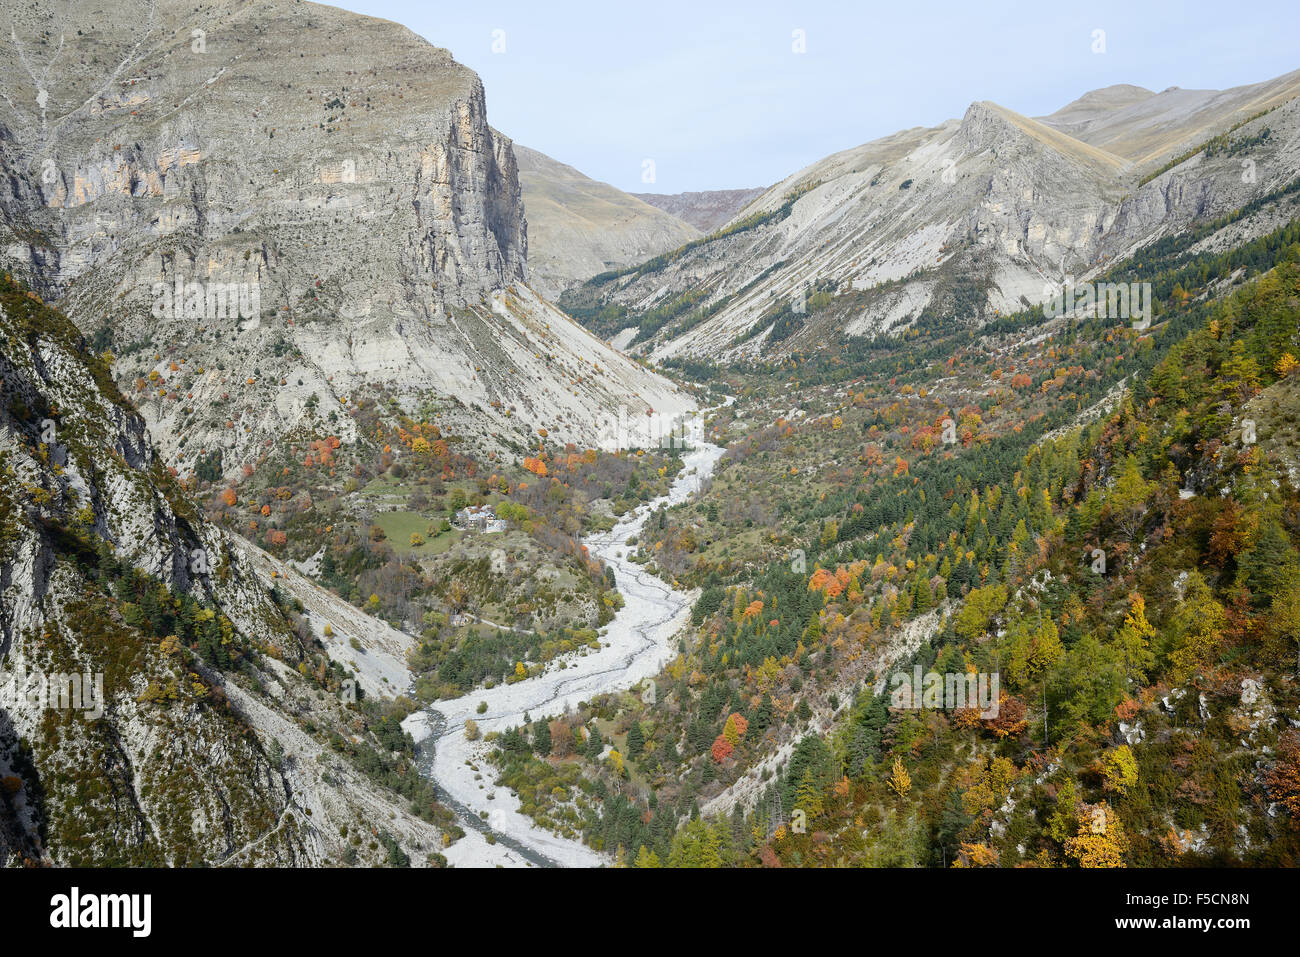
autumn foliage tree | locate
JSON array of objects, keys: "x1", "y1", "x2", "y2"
[
  {"x1": 887, "y1": 756, "x2": 911, "y2": 797},
  {"x1": 722, "y1": 712, "x2": 748, "y2": 746},
  {"x1": 983, "y1": 693, "x2": 1028, "y2": 739},
  {"x1": 711, "y1": 735, "x2": 734, "y2": 763},
  {"x1": 1065, "y1": 803, "x2": 1127, "y2": 868},
  {"x1": 1266, "y1": 730, "x2": 1300, "y2": 817}
]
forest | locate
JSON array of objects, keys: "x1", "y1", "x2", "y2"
[{"x1": 485, "y1": 234, "x2": 1300, "y2": 867}]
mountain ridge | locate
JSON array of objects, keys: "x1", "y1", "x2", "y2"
[
  {"x1": 561, "y1": 67, "x2": 1300, "y2": 363},
  {"x1": 629, "y1": 188, "x2": 768, "y2": 233}
]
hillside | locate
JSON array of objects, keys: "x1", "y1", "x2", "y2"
[
  {"x1": 485, "y1": 211, "x2": 1300, "y2": 868},
  {"x1": 560, "y1": 71, "x2": 1300, "y2": 364},
  {"x1": 0, "y1": 274, "x2": 453, "y2": 866},
  {"x1": 515, "y1": 145, "x2": 701, "y2": 299}
]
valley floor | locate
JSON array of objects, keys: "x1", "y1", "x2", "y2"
[{"x1": 403, "y1": 436, "x2": 727, "y2": 866}]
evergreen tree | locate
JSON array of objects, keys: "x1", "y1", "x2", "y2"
[
  {"x1": 626, "y1": 721, "x2": 644, "y2": 759},
  {"x1": 633, "y1": 844, "x2": 661, "y2": 868},
  {"x1": 532, "y1": 719, "x2": 552, "y2": 756}
]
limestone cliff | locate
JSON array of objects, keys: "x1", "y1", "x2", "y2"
[{"x1": 0, "y1": 0, "x2": 691, "y2": 478}]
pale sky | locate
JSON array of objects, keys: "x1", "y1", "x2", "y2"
[{"x1": 334, "y1": 0, "x2": 1300, "y2": 194}]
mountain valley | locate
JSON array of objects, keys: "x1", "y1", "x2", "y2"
[{"x1": 2, "y1": 0, "x2": 1300, "y2": 879}]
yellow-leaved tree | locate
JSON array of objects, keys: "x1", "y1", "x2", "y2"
[
  {"x1": 1114, "y1": 593, "x2": 1157, "y2": 685},
  {"x1": 887, "y1": 756, "x2": 912, "y2": 798},
  {"x1": 1102, "y1": 745, "x2": 1139, "y2": 795},
  {"x1": 1065, "y1": 802, "x2": 1127, "y2": 867}
]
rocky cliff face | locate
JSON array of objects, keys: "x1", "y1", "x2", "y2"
[
  {"x1": 569, "y1": 71, "x2": 1300, "y2": 362},
  {"x1": 0, "y1": 0, "x2": 691, "y2": 479},
  {"x1": 0, "y1": 274, "x2": 443, "y2": 866}
]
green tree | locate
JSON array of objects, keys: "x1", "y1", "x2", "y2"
[
  {"x1": 1269, "y1": 566, "x2": 1300, "y2": 675},
  {"x1": 1048, "y1": 635, "x2": 1125, "y2": 728},
  {"x1": 626, "y1": 721, "x2": 644, "y2": 759},
  {"x1": 633, "y1": 844, "x2": 661, "y2": 868},
  {"x1": 666, "y1": 818, "x2": 724, "y2": 868},
  {"x1": 1114, "y1": 593, "x2": 1157, "y2": 685},
  {"x1": 532, "y1": 719, "x2": 551, "y2": 756},
  {"x1": 1167, "y1": 572, "x2": 1227, "y2": 682},
  {"x1": 955, "y1": 584, "x2": 1007, "y2": 641},
  {"x1": 1238, "y1": 519, "x2": 1297, "y2": 604},
  {"x1": 1007, "y1": 615, "x2": 1064, "y2": 688}
]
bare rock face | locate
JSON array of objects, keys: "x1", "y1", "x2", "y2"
[
  {"x1": 573, "y1": 71, "x2": 1300, "y2": 363},
  {"x1": 3, "y1": 0, "x2": 524, "y2": 295},
  {"x1": 0, "y1": 0, "x2": 691, "y2": 478},
  {"x1": 630, "y1": 188, "x2": 767, "y2": 233}
]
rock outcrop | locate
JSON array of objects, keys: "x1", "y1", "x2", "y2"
[
  {"x1": 0, "y1": 275, "x2": 441, "y2": 865},
  {"x1": 0, "y1": 0, "x2": 692, "y2": 478}
]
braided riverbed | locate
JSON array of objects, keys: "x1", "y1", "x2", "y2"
[{"x1": 406, "y1": 430, "x2": 726, "y2": 867}]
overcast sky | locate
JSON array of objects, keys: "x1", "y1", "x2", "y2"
[{"x1": 336, "y1": 0, "x2": 1300, "y2": 194}]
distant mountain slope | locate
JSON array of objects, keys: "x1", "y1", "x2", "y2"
[
  {"x1": 630, "y1": 188, "x2": 767, "y2": 233},
  {"x1": 562, "y1": 70, "x2": 1300, "y2": 363},
  {"x1": 515, "y1": 145, "x2": 701, "y2": 299},
  {"x1": 1038, "y1": 69, "x2": 1300, "y2": 169}
]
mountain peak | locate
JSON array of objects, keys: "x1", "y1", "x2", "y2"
[
  {"x1": 1044, "y1": 84, "x2": 1158, "y2": 120},
  {"x1": 958, "y1": 100, "x2": 1130, "y2": 176}
]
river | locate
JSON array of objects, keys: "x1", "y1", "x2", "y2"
[{"x1": 405, "y1": 425, "x2": 727, "y2": 867}]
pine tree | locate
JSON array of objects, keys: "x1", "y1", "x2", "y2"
[
  {"x1": 914, "y1": 574, "x2": 934, "y2": 613},
  {"x1": 633, "y1": 844, "x2": 660, "y2": 868},
  {"x1": 804, "y1": 611, "x2": 821, "y2": 640},
  {"x1": 532, "y1": 719, "x2": 551, "y2": 756},
  {"x1": 1239, "y1": 519, "x2": 1297, "y2": 604},
  {"x1": 626, "y1": 721, "x2": 644, "y2": 758}
]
